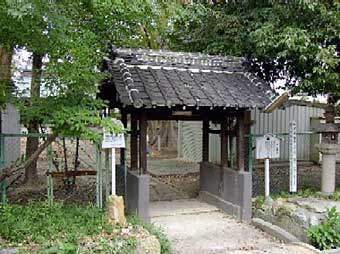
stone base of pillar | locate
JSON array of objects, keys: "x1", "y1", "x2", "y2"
[{"x1": 316, "y1": 143, "x2": 340, "y2": 194}]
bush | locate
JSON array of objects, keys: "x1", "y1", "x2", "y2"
[{"x1": 308, "y1": 207, "x2": 340, "y2": 250}]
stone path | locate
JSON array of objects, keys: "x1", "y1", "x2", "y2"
[{"x1": 150, "y1": 199, "x2": 319, "y2": 254}]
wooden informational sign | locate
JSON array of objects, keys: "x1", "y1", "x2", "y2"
[
  {"x1": 255, "y1": 135, "x2": 280, "y2": 159},
  {"x1": 102, "y1": 133, "x2": 125, "y2": 149},
  {"x1": 289, "y1": 121, "x2": 297, "y2": 192},
  {"x1": 256, "y1": 134, "x2": 280, "y2": 199},
  {"x1": 101, "y1": 118, "x2": 126, "y2": 196},
  {"x1": 101, "y1": 119, "x2": 125, "y2": 149}
]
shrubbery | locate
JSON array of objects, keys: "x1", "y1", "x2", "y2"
[
  {"x1": 308, "y1": 207, "x2": 340, "y2": 250},
  {"x1": 0, "y1": 202, "x2": 135, "y2": 253}
]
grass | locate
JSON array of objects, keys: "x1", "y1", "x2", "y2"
[
  {"x1": 0, "y1": 201, "x2": 136, "y2": 253},
  {"x1": 253, "y1": 187, "x2": 340, "y2": 209}
]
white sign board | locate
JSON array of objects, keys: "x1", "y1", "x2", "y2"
[
  {"x1": 101, "y1": 119, "x2": 126, "y2": 149},
  {"x1": 255, "y1": 135, "x2": 280, "y2": 159},
  {"x1": 289, "y1": 121, "x2": 297, "y2": 192},
  {"x1": 102, "y1": 133, "x2": 125, "y2": 149}
]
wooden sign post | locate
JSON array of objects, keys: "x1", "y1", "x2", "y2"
[
  {"x1": 289, "y1": 121, "x2": 297, "y2": 193},
  {"x1": 102, "y1": 119, "x2": 125, "y2": 196},
  {"x1": 256, "y1": 134, "x2": 280, "y2": 199}
]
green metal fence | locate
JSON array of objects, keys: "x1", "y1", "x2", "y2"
[{"x1": 0, "y1": 133, "x2": 126, "y2": 208}]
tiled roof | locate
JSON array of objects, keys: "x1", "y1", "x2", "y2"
[{"x1": 106, "y1": 48, "x2": 275, "y2": 109}]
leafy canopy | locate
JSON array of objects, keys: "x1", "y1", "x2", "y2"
[
  {"x1": 0, "y1": 1, "x2": 180, "y2": 139},
  {"x1": 169, "y1": 1, "x2": 340, "y2": 99}
]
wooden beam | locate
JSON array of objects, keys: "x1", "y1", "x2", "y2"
[
  {"x1": 221, "y1": 120, "x2": 228, "y2": 168},
  {"x1": 202, "y1": 120, "x2": 209, "y2": 162},
  {"x1": 236, "y1": 110, "x2": 245, "y2": 171},
  {"x1": 122, "y1": 108, "x2": 239, "y2": 121},
  {"x1": 208, "y1": 129, "x2": 220, "y2": 134},
  {"x1": 130, "y1": 113, "x2": 138, "y2": 170},
  {"x1": 139, "y1": 113, "x2": 148, "y2": 174}
]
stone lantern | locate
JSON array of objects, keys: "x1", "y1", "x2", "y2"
[{"x1": 315, "y1": 105, "x2": 340, "y2": 194}]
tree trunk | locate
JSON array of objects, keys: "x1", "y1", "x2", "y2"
[
  {"x1": 0, "y1": 45, "x2": 13, "y2": 105},
  {"x1": 24, "y1": 52, "x2": 43, "y2": 185}
]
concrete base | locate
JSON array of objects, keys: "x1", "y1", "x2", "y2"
[
  {"x1": 316, "y1": 143, "x2": 340, "y2": 194},
  {"x1": 252, "y1": 218, "x2": 300, "y2": 243},
  {"x1": 199, "y1": 162, "x2": 252, "y2": 221},
  {"x1": 126, "y1": 171, "x2": 150, "y2": 222}
]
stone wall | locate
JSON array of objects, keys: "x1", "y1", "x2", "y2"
[
  {"x1": 253, "y1": 197, "x2": 339, "y2": 243},
  {"x1": 199, "y1": 162, "x2": 252, "y2": 221}
]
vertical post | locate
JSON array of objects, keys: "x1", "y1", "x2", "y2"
[
  {"x1": 221, "y1": 119, "x2": 228, "y2": 168},
  {"x1": 139, "y1": 113, "x2": 148, "y2": 174},
  {"x1": 177, "y1": 123, "x2": 182, "y2": 159},
  {"x1": 229, "y1": 133, "x2": 234, "y2": 167},
  {"x1": 157, "y1": 135, "x2": 161, "y2": 152},
  {"x1": 47, "y1": 144, "x2": 53, "y2": 205},
  {"x1": 244, "y1": 110, "x2": 251, "y2": 171},
  {"x1": 131, "y1": 113, "x2": 138, "y2": 170},
  {"x1": 237, "y1": 111, "x2": 245, "y2": 171},
  {"x1": 96, "y1": 144, "x2": 103, "y2": 208},
  {"x1": 264, "y1": 158, "x2": 270, "y2": 198},
  {"x1": 1, "y1": 178, "x2": 6, "y2": 204},
  {"x1": 202, "y1": 120, "x2": 209, "y2": 162},
  {"x1": 248, "y1": 135, "x2": 253, "y2": 173},
  {"x1": 99, "y1": 148, "x2": 103, "y2": 208},
  {"x1": 121, "y1": 112, "x2": 128, "y2": 199},
  {"x1": 120, "y1": 112, "x2": 127, "y2": 165},
  {"x1": 289, "y1": 121, "x2": 297, "y2": 193},
  {"x1": 105, "y1": 149, "x2": 110, "y2": 199},
  {"x1": 111, "y1": 148, "x2": 116, "y2": 195},
  {"x1": 0, "y1": 134, "x2": 5, "y2": 167}
]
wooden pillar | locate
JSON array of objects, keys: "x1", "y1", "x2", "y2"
[
  {"x1": 202, "y1": 120, "x2": 209, "y2": 162},
  {"x1": 139, "y1": 113, "x2": 148, "y2": 174},
  {"x1": 236, "y1": 110, "x2": 245, "y2": 171},
  {"x1": 221, "y1": 119, "x2": 228, "y2": 168},
  {"x1": 130, "y1": 113, "x2": 138, "y2": 170},
  {"x1": 120, "y1": 112, "x2": 127, "y2": 166},
  {"x1": 244, "y1": 110, "x2": 251, "y2": 171}
]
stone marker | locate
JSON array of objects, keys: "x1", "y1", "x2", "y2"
[{"x1": 106, "y1": 195, "x2": 126, "y2": 226}]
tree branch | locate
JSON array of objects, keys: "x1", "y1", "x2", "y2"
[{"x1": 0, "y1": 134, "x2": 56, "y2": 183}]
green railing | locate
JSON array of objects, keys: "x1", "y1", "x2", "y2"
[{"x1": 0, "y1": 133, "x2": 119, "y2": 208}]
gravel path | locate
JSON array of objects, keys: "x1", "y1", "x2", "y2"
[{"x1": 150, "y1": 199, "x2": 318, "y2": 254}]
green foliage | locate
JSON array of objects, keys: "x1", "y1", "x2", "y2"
[
  {"x1": 0, "y1": 1, "x2": 181, "y2": 140},
  {"x1": 308, "y1": 207, "x2": 340, "y2": 250},
  {"x1": 0, "y1": 202, "x2": 107, "y2": 244},
  {"x1": 253, "y1": 195, "x2": 265, "y2": 209},
  {"x1": 169, "y1": 1, "x2": 340, "y2": 99},
  {"x1": 128, "y1": 215, "x2": 171, "y2": 254},
  {"x1": 0, "y1": 202, "x2": 136, "y2": 253}
]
